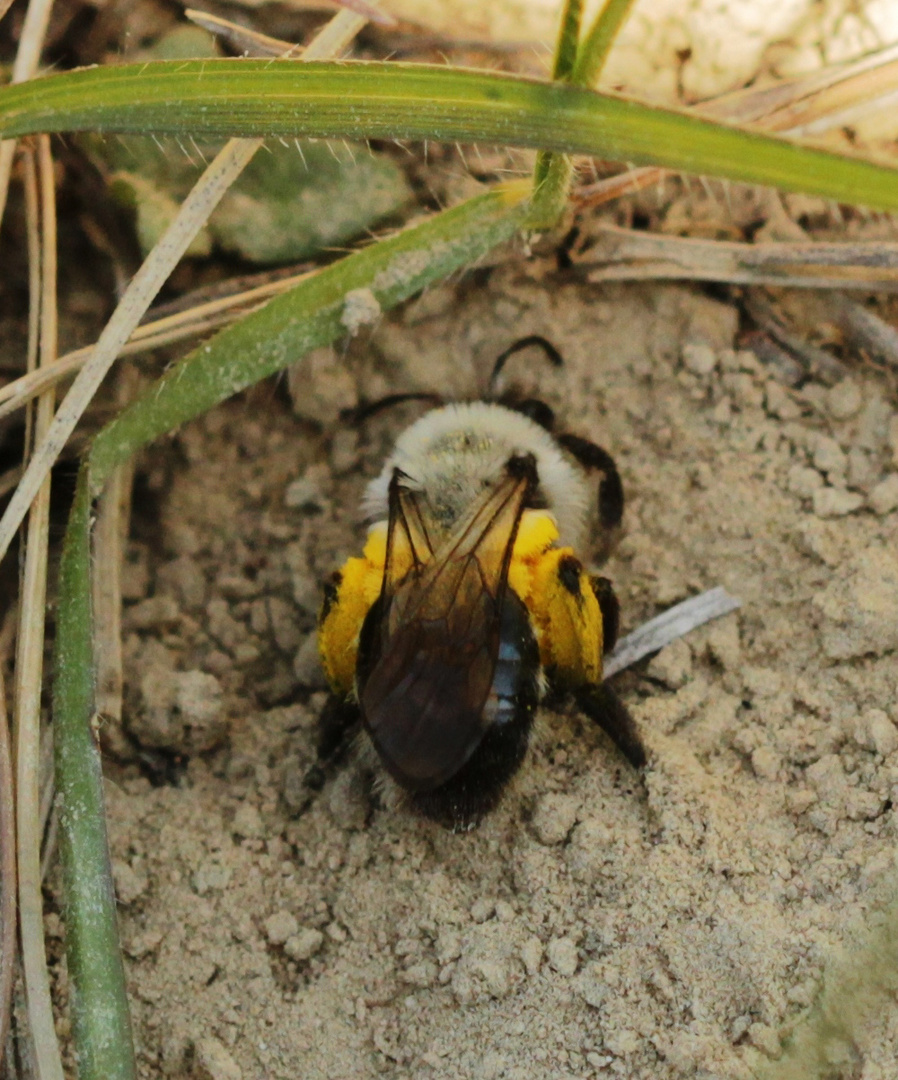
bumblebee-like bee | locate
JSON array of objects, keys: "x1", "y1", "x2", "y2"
[{"x1": 316, "y1": 351, "x2": 645, "y2": 829}]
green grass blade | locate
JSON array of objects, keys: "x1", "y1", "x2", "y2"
[
  {"x1": 2, "y1": 61, "x2": 898, "y2": 210},
  {"x1": 87, "y1": 181, "x2": 530, "y2": 489},
  {"x1": 53, "y1": 467, "x2": 136, "y2": 1080},
  {"x1": 532, "y1": 0, "x2": 584, "y2": 223},
  {"x1": 550, "y1": 0, "x2": 583, "y2": 81},
  {"x1": 574, "y1": 0, "x2": 639, "y2": 88}
]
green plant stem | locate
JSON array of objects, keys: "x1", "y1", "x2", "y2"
[
  {"x1": 5, "y1": 61, "x2": 895, "y2": 212},
  {"x1": 551, "y1": 0, "x2": 584, "y2": 81},
  {"x1": 573, "y1": 0, "x2": 638, "y2": 88},
  {"x1": 532, "y1": 0, "x2": 583, "y2": 225},
  {"x1": 88, "y1": 183, "x2": 530, "y2": 489},
  {"x1": 529, "y1": 153, "x2": 575, "y2": 230},
  {"x1": 531, "y1": 0, "x2": 638, "y2": 229},
  {"x1": 53, "y1": 467, "x2": 136, "y2": 1080}
]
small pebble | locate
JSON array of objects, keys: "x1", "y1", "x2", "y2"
[
  {"x1": 748, "y1": 1022, "x2": 782, "y2": 1059},
  {"x1": 682, "y1": 343, "x2": 717, "y2": 376},
  {"x1": 765, "y1": 382, "x2": 801, "y2": 420},
  {"x1": 132, "y1": 667, "x2": 226, "y2": 754},
  {"x1": 847, "y1": 447, "x2": 878, "y2": 492},
  {"x1": 112, "y1": 859, "x2": 148, "y2": 905},
  {"x1": 284, "y1": 464, "x2": 328, "y2": 510},
  {"x1": 853, "y1": 708, "x2": 898, "y2": 757},
  {"x1": 742, "y1": 666, "x2": 781, "y2": 699},
  {"x1": 264, "y1": 910, "x2": 299, "y2": 946},
  {"x1": 812, "y1": 487, "x2": 863, "y2": 518},
  {"x1": 605, "y1": 1028, "x2": 640, "y2": 1056},
  {"x1": 232, "y1": 804, "x2": 264, "y2": 840},
  {"x1": 125, "y1": 595, "x2": 181, "y2": 631},
  {"x1": 195, "y1": 1037, "x2": 242, "y2": 1080},
  {"x1": 706, "y1": 618, "x2": 741, "y2": 670},
  {"x1": 546, "y1": 937, "x2": 579, "y2": 977},
  {"x1": 869, "y1": 474, "x2": 898, "y2": 516},
  {"x1": 812, "y1": 436, "x2": 847, "y2": 478},
  {"x1": 751, "y1": 745, "x2": 780, "y2": 781},
  {"x1": 285, "y1": 927, "x2": 325, "y2": 961},
  {"x1": 531, "y1": 793, "x2": 580, "y2": 846},
  {"x1": 646, "y1": 639, "x2": 693, "y2": 689},
  {"x1": 470, "y1": 898, "x2": 495, "y2": 923},
  {"x1": 826, "y1": 379, "x2": 863, "y2": 420},
  {"x1": 786, "y1": 465, "x2": 823, "y2": 498},
  {"x1": 520, "y1": 937, "x2": 544, "y2": 977}
]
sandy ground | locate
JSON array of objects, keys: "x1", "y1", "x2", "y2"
[{"x1": 56, "y1": 251, "x2": 898, "y2": 1080}]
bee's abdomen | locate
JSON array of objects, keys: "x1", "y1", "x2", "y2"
[{"x1": 407, "y1": 590, "x2": 540, "y2": 829}]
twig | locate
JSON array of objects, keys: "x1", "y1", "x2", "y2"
[
  {"x1": 14, "y1": 136, "x2": 64, "y2": 1080},
  {"x1": 0, "y1": 666, "x2": 16, "y2": 1080},
  {"x1": 826, "y1": 294, "x2": 898, "y2": 370},
  {"x1": 0, "y1": 0, "x2": 55, "y2": 229},
  {"x1": 744, "y1": 290, "x2": 848, "y2": 384},
  {"x1": 578, "y1": 226, "x2": 898, "y2": 293},
  {"x1": 185, "y1": 10, "x2": 303, "y2": 58},
  {"x1": 604, "y1": 586, "x2": 741, "y2": 678}
]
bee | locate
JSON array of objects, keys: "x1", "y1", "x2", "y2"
[{"x1": 316, "y1": 340, "x2": 645, "y2": 830}]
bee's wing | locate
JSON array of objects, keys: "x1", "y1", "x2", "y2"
[{"x1": 359, "y1": 456, "x2": 537, "y2": 792}]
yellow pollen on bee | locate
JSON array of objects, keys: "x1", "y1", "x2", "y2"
[
  {"x1": 317, "y1": 510, "x2": 603, "y2": 698},
  {"x1": 507, "y1": 512, "x2": 603, "y2": 686}
]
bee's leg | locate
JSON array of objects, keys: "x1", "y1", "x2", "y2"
[
  {"x1": 577, "y1": 682, "x2": 646, "y2": 770},
  {"x1": 589, "y1": 575, "x2": 620, "y2": 655},
  {"x1": 302, "y1": 694, "x2": 361, "y2": 792},
  {"x1": 555, "y1": 433, "x2": 624, "y2": 531},
  {"x1": 488, "y1": 335, "x2": 564, "y2": 395},
  {"x1": 506, "y1": 397, "x2": 555, "y2": 432}
]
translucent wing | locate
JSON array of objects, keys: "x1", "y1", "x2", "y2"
[{"x1": 358, "y1": 455, "x2": 538, "y2": 792}]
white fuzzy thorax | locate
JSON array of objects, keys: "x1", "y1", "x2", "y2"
[{"x1": 363, "y1": 402, "x2": 591, "y2": 550}]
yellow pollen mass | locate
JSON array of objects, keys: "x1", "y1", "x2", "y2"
[{"x1": 318, "y1": 510, "x2": 603, "y2": 698}]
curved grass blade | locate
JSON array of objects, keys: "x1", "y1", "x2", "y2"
[{"x1": 1, "y1": 61, "x2": 898, "y2": 212}]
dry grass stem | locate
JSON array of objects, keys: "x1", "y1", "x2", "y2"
[
  {"x1": 91, "y1": 454, "x2": 135, "y2": 726},
  {"x1": 0, "y1": 0, "x2": 56, "y2": 228},
  {"x1": 0, "y1": 665, "x2": 15, "y2": 1079},
  {"x1": 604, "y1": 587, "x2": 742, "y2": 679},
  {"x1": 826, "y1": 293, "x2": 898, "y2": 369},
  {"x1": 185, "y1": 9, "x2": 305, "y2": 57},
  {"x1": 13, "y1": 135, "x2": 64, "y2": 1080},
  {"x1": 744, "y1": 290, "x2": 849, "y2": 384},
  {"x1": 580, "y1": 227, "x2": 898, "y2": 292},
  {"x1": 0, "y1": 266, "x2": 314, "y2": 421}
]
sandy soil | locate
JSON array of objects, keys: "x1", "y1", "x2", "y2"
[{"x1": 76, "y1": 259, "x2": 898, "y2": 1079}]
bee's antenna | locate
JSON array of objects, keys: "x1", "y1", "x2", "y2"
[
  {"x1": 341, "y1": 392, "x2": 442, "y2": 425},
  {"x1": 488, "y1": 335, "x2": 564, "y2": 395}
]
